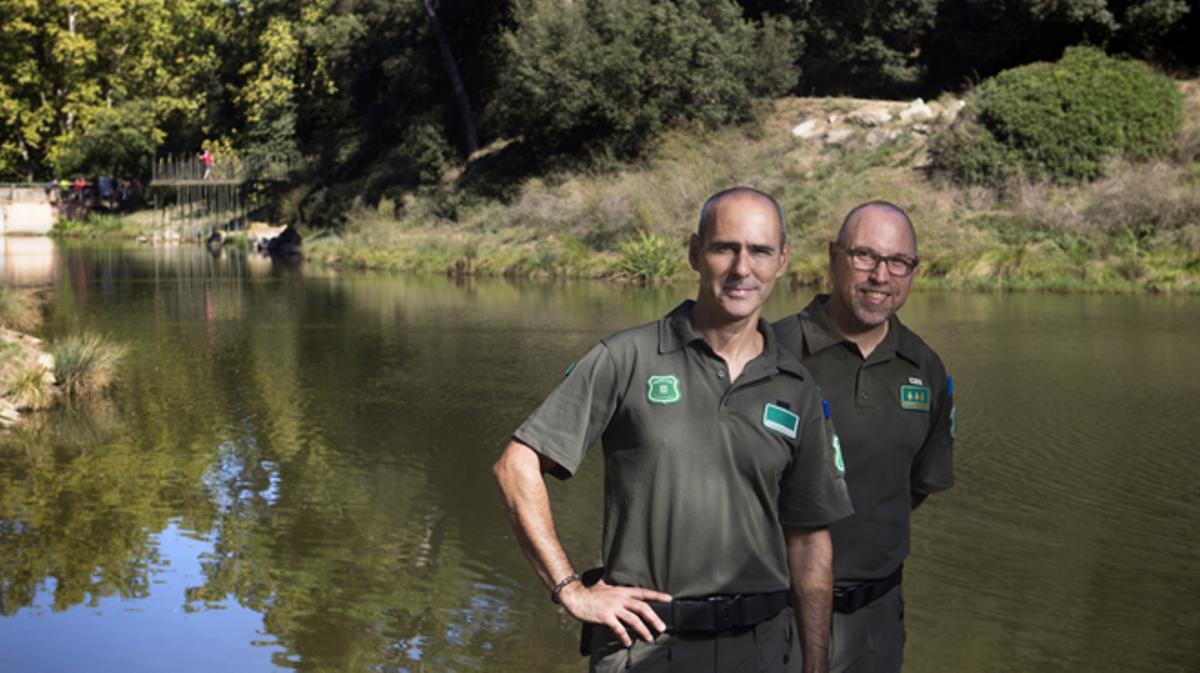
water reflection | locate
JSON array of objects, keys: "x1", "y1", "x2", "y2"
[
  {"x1": 1, "y1": 243, "x2": 1199, "y2": 672},
  {"x1": 0, "y1": 236, "x2": 58, "y2": 286}
]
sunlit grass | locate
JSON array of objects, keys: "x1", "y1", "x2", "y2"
[
  {"x1": 0, "y1": 287, "x2": 41, "y2": 331},
  {"x1": 6, "y1": 367, "x2": 55, "y2": 410},
  {"x1": 53, "y1": 332, "x2": 128, "y2": 399}
]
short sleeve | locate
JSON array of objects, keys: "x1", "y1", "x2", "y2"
[
  {"x1": 512, "y1": 342, "x2": 621, "y2": 480},
  {"x1": 912, "y1": 372, "x2": 955, "y2": 495},
  {"x1": 778, "y1": 395, "x2": 854, "y2": 528}
]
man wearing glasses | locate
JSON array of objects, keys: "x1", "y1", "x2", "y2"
[{"x1": 773, "y1": 201, "x2": 956, "y2": 673}]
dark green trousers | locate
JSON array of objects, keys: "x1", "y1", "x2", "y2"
[
  {"x1": 588, "y1": 606, "x2": 802, "y2": 673},
  {"x1": 830, "y1": 585, "x2": 905, "y2": 673}
]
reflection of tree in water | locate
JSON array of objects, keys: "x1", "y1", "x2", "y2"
[
  {"x1": 0, "y1": 405, "x2": 200, "y2": 614},
  {"x1": 2, "y1": 264, "x2": 534, "y2": 671}
]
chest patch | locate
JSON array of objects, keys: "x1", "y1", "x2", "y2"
[
  {"x1": 763, "y1": 403, "x2": 799, "y2": 439},
  {"x1": 646, "y1": 375, "x2": 681, "y2": 404},
  {"x1": 899, "y1": 384, "x2": 930, "y2": 411}
]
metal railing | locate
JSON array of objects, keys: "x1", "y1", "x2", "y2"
[{"x1": 151, "y1": 154, "x2": 305, "y2": 184}]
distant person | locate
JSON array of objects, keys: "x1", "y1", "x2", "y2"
[
  {"x1": 773, "y1": 202, "x2": 956, "y2": 673},
  {"x1": 494, "y1": 187, "x2": 852, "y2": 673},
  {"x1": 202, "y1": 149, "x2": 214, "y2": 180}
]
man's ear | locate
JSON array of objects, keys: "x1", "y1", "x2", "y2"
[
  {"x1": 776, "y1": 241, "x2": 791, "y2": 279},
  {"x1": 688, "y1": 233, "x2": 701, "y2": 271}
]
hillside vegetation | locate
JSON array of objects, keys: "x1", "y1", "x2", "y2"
[{"x1": 303, "y1": 71, "x2": 1200, "y2": 293}]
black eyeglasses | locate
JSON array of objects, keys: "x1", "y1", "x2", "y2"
[{"x1": 837, "y1": 242, "x2": 919, "y2": 277}]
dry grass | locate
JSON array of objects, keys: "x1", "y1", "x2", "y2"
[
  {"x1": 53, "y1": 332, "x2": 128, "y2": 399},
  {"x1": 0, "y1": 287, "x2": 42, "y2": 332},
  {"x1": 314, "y1": 82, "x2": 1200, "y2": 292},
  {"x1": 6, "y1": 367, "x2": 55, "y2": 410}
]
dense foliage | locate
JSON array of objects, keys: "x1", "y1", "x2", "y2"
[
  {"x1": 0, "y1": 0, "x2": 1195, "y2": 217},
  {"x1": 931, "y1": 46, "x2": 1184, "y2": 186},
  {"x1": 495, "y1": 0, "x2": 796, "y2": 160}
]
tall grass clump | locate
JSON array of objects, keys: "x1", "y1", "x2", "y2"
[
  {"x1": 931, "y1": 46, "x2": 1183, "y2": 187},
  {"x1": 6, "y1": 367, "x2": 54, "y2": 410},
  {"x1": 616, "y1": 230, "x2": 684, "y2": 284},
  {"x1": 53, "y1": 332, "x2": 127, "y2": 399},
  {"x1": 0, "y1": 287, "x2": 41, "y2": 332}
]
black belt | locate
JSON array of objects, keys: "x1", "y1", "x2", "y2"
[
  {"x1": 833, "y1": 566, "x2": 903, "y2": 614},
  {"x1": 649, "y1": 591, "x2": 789, "y2": 633},
  {"x1": 577, "y1": 567, "x2": 788, "y2": 656}
]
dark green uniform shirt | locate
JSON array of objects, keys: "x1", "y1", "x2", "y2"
[
  {"x1": 773, "y1": 296, "x2": 955, "y2": 583},
  {"x1": 515, "y1": 301, "x2": 853, "y2": 599}
]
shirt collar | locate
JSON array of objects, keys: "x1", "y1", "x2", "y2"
[
  {"x1": 658, "y1": 300, "x2": 808, "y2": 380},
  {"x1": 798, "y1": 295, "x2": 915, "y2": 364}
]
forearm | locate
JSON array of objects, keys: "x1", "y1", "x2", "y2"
[
  {"x1": 493, "y1": 441, "x2": 575, "y2": 591},
  {"x1": 786, "y1": 527, "x2": 833, "y2": 673}
]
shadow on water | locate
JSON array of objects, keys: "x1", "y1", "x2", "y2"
[{"x1": 1, "y1": 241, "x2": 1199, "y2": 672}]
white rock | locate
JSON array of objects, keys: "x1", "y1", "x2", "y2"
[
  {"x1": 791, "y1": 119, "x2": 824, "y2": 139},
  {"x1": 866, "y1": 129, "x2": 904, "y2": 147},
  {"x1": 847, "y1": 107, "x2": 893, "y2": 127},
  {"x1": 900, "y1": 98, "x2": 934, "y2": 123},
  {"x1": 824, "y1": 129, "x2": 855, "y2": 145}
]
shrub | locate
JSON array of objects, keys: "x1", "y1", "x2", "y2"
[
  {"x1": 931, "y1": 46, "x2": 1184, "y2": 187},
  {"x1": 616, "y1": 230, "x2": 684, "y2": 284},
  {"x1": 53, "y1": 332, "x2": 127, "y2": 399}
]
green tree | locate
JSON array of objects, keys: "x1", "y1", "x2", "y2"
[
  {"x1": 0, "y1": 0, "x2": 227, "y2": 180},
  {"x1": 787, "y1": 0, "x2": 939, "y2": 97},
  {"x1": 922, "y1": 0, "x2": 1190, "y2": 91},
  {"x1": 496, "y1": 0, "x2": 766, "y2": 160}
]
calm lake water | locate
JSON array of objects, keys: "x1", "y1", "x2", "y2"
[{"x1": 2, "y1": 241, "x2": 1199, "y2": 672}]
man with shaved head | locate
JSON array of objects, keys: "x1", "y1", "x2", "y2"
[
  {"x1": 495, "y1": 187, "x2": 852, "y2": 672},
  {"x1": 773, "y1": 202, "x2": 956, "y2": 673}
]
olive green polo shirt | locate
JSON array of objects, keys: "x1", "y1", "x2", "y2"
[
  {"x1": 772, "y1": 296, "x2": 955, "y2": 584},
  {"x1": 514, "y1": 300, "x2": 853, "y2": 599}
]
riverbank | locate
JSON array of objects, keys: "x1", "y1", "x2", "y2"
[
  {"x1": 0, "y1": 288, "x2": 126, "y2": 427},
  {"x1": 70, "y1": 83, "x2": 1200, "y2": 293},
  {"x1": 297, "y1": 82, "x2": 1199, "y2": 293}
]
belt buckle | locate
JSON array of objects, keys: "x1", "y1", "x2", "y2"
[{"x1": 708, "y1": 595, "x2": 739, "y2": 631}]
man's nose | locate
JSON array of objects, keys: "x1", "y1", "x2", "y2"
[
  {"x1": 868, "y1": 259, "x2": 891, "y2": 282},
  {"x1": 733, "y1": 249, "x2": 752, "y2": 277}
]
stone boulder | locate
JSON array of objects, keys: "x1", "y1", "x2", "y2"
[
  {"x1": 899, "y1": 98, "x2": 935, "y2": 123},
  {"x1": 791, "y1": 119, "x2": 825, "y2": 139},
  {"x1": 846, "y1": 107, "x2": 893, "y2": 127},
  {"x1": 824, "y1": 129, "x2": 855, "y2": 145}
]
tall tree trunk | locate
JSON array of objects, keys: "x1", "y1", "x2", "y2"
[{"x1": 422, "y1": 0, "x2": 478, "y2": 154}]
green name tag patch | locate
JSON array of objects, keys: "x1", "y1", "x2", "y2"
[
  {"x1": 763, "y1": 403, "x2": 799, "y2": 439},
  {"x1": 899, "y1": 385, "x2": 930, "y2": 411},
  {"x1": 647, "y1": 375, "x2": 681, "y2": 404}
]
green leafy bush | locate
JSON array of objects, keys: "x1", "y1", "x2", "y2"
[{"x1": 931, "y1": 46, "x2": 1183, "y2": 187}]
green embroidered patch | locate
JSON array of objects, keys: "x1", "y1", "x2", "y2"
[
  {"x1": 762, "y1": 403, "x2": 799, "y2": 439},
  {"x1": 646, "y1": 375, "x2": 681, "y2": 404},
  {"x1": 899, "y1": 385, "x2": 930, "y2": 411},
  {"x1": 832, "y1": 434, "x2": 845, "y2": 474}
]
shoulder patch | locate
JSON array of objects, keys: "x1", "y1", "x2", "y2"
[{"x1": 831, "y1": 433, "x2": 845, "y2": 474}]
